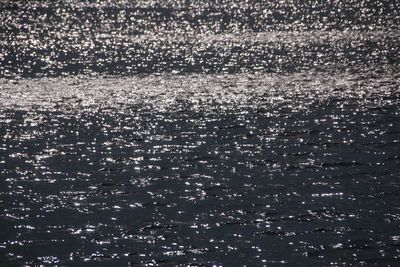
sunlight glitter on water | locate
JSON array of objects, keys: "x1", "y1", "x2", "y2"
[
  {"x1": 1, "y1": 0, "x2": 400, "y2": 265},
  {"x1": 1, "y1": 72, "x2": 400, "y2": 265}
]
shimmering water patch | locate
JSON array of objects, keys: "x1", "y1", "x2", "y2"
[
  {"x1": 1, "y1": 73, "x2": 399, "y2": 265},
  {"x1": 1, "y1": 0, "x2": 399, "y2": 78}
]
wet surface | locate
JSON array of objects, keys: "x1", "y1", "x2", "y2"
[
  {"x1": 1, "y1": 0, "x2": 400, "y2": 266},
  {"x1": 1, "y1": 0, "x2": 399, "y2": 77},
  {"x1": 1, "y1": 73, "x2": 400, "y2": 266}
]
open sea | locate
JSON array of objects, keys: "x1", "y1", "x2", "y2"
[{"x1": 1, "y1": 1, "x2": 400, "y2": 266}]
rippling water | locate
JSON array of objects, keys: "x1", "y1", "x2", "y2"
[{"x1": 1, "y1": 1, "x2": 400, "y2": 266}]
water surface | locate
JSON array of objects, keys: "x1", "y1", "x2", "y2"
[{"x1": 0, "y1": 0, "x2": 400, "y2": 266}]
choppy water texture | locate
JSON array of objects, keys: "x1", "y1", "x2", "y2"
[{"x1": 1, "y1": 1, "x2": 400, "y2": 266}]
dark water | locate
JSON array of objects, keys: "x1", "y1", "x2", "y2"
[
  {"x1": 1, "y1": 1, "x2": 400, "y2": 266},
  {"x1": 1, "y1": 0, "x2": 400, "y2": 77}
]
